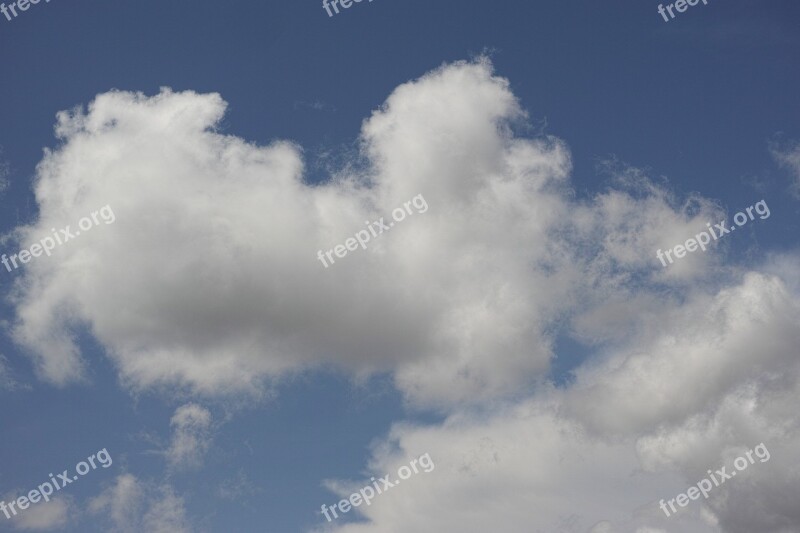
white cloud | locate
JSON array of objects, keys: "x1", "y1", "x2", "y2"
[
  {"x1": 89, "y1": 474, "x2": 189, "y2": 533},
  {"x1": 565, "y1": 272, "x2": 800, "y2": 436},
  {"x1": 9, "y1": 59, "x2": 743, "y2": 411},
  {"x1": 313, "y1": 401, "x2": 710, "y2": 533},
  {"x1": 634, "y1": 388, "x2": 800, "y2": 533},
  {"x1": 87, "y1": 474, "x2": 144, "y2": 530},
  {"x1": 7, "y1": 60, "x2": 574, "y2": 408},
  {"x1": 141, "y1": 487, "x2": 190, "y2": 533},
  {"x1": 316, "y1": 261, "x2": 800, "y2": 532},
  {"x1": 7, "y1": 58, "x2": 800, "y2": 532},
  {"x1": 7, "y1": 496, "x2": 73, "y2": 531},
  {"x1": 317, "y1": 379, "x2": 800, "y2": 532},
  {"x1": 166, "y1": 403, "x2": 212, "y2": 470}
]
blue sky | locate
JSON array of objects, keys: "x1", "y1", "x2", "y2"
[{"x1": 1, "y1": 1, "x2": 799, "y2": 532}]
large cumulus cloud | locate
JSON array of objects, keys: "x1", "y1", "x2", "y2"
[
  {"x1": 6, "y1": 58, "x2": 799, "y2": 532},
  {"x1": 8, "y1": 59, "x2": 579, "y2": 407},
  {"x1": 317, "y1": 268, "x2": 800, "y2": 533},
  {"x1": 8, "y1": 59, "x2": 730, "y2": 407}
]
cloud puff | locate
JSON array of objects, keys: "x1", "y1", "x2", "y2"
[
  {"x1": 317, "y1": 261, "x2": 800, "y2": 532},
  {"x1": 6, "y1": 496, "x2": 73, "y2": 531},
  {"x1": 314, "y1": 402, "x2": 701, "y2": 533},
  {"x1": 8, "y1": 59, "x2": 573, "y2": 408},
  {"x1": 319, "y1": 374, "x2": 800, "y2": 532},
  {"x1": 7, "y1": 57, "x2": 798, "y2": 533},
  {"x1": 8, "y1": 59, "x2": 744, "y2": 411},
  {"x1": 166, "y1": 403, "x2": 212, "y2": 470},
  {"x1": 88, "y1": 474, "x2": 189, "y2": 533},
  {"x1": 570, "y1": 160, "x2": 727, "y2": 288},
  {"x1": 87, "y1": 474, "x2": 144, "y2": 531},
  {"x1": 565, "y1": 272, "x2": 800, "y2": 436}
]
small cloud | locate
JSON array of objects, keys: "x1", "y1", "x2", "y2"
[
  {"x1": 5, "y1": 495, "x2": 74, "y2": 531},
  {"x1": 87, "y1": 474, "x2": 143, "y2": 529},
  {"x1": 89, "y1": 474, "x2": 189, "y2": 533},
  {"x1": 141, "y1": 487, "x2": 189, "y2": 533},
  {"x1": 166, "y1": 403, "x2": 213, "y2": 470}
]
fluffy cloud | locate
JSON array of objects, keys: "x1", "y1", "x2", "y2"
[
  {"x1": 141, "y1": 488, "x2": 190, "y2": 533},
  {"x1": 317, "y1": 258, "x2": 800, "y2": 532},
  {"x1": 565, "y1": 272, "x2": 800, "y2": 436},
  {"x1": 166, "y1": 403, "x2": 212, "y2": 470},
  {"x1": 636, "y1": 388, "x2": 800, "y2": 533},
  {"x1": 8, "y1": 59, "x2": 741, "y2": 410},
  {"x1": 314, "y1": 402, "x2": 703, "y2": 533},
  {"x1": 319, "y1": 365, "x2": 800, "y2": 532},
  {"x1": 7, "y1": 58, "x2": 799, "y2": 532},
  {"x1": 6, "y1": 496, "x2": 73, "y2": 531},
  {"x1": 87, "y1": 474, "x2": 142, "y2": 530},
  {"x1": 88, "y1": 474, "x2": 189, "y2": 533},
  {"x1": 570, "y1": 169, "x2": 726, "y2": 286},
  {"x1": 8, "y1": 59, "x2": 576, "y2": 408}
]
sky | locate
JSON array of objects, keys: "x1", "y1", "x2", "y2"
[{"x1": 0, "y1": 0, "x2": 799, "y2": 532}]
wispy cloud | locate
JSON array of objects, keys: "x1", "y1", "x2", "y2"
[
  {"x1": 770, "y1": 138, "x2": 800, "y2": 197},
  {"x1": 165, "y1": 403, "x2": 213, "y2": 470},
  {"x1": 88, "y1": 474, "x2": 190, "y2": 533}
]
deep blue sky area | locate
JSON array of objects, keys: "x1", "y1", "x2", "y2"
[{"x1": 0, "y1": 1, "x2": 798, "y2": 532}]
